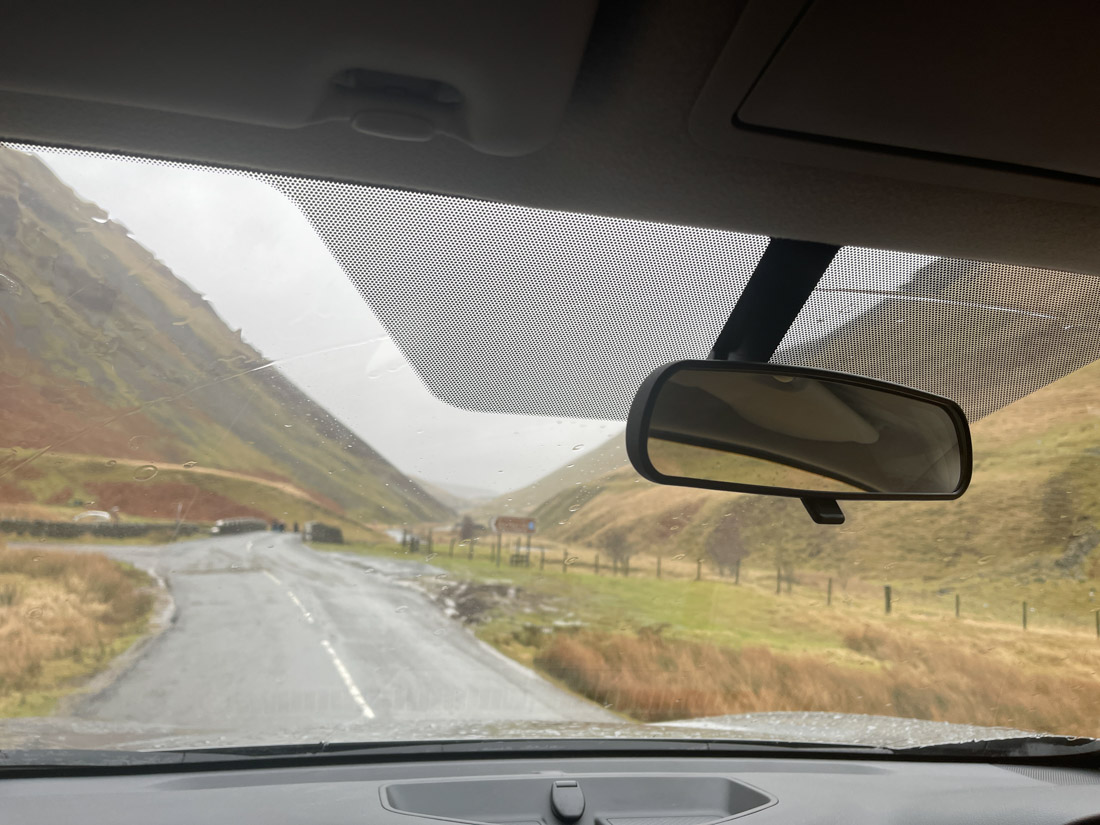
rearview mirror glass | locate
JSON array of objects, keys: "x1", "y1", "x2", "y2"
[{"x1": 626, "y1": 361, "x2": 971, "y2": 499}]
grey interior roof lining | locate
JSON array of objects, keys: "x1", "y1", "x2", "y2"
[
  {"x1": 19, "y1": 143, "x2": 1100, "y2": 424},
  {"x1": 6, "y1": 2, "x2": 1100, "y2": 276}
]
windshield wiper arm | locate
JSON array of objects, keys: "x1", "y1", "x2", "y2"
[{"x1": 896, "y1": 735, "x2": 1100, "y2": 762}]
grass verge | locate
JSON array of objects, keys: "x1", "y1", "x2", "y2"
[
  {"x1": 323, "y1": 538, "x2": 1100, "y2": 737},
  {"x1": 0, "y1": 538, "x2": 156, "y2": 717}
]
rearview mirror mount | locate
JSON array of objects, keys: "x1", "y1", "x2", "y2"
[{"x1": 625, "y1": 361, "x2": 972, "y2": 525}]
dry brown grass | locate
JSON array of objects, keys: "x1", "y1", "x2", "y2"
[
  {"x1": 535, "y1": 628, "x2": 1100, "y2": 736},
  {"x1": 0, "y1": 539, "x2": 153, "y2": 708}
]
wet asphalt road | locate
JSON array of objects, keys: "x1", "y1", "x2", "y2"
[{"x1": 8, "y1": 532, "x2": 611, "y2": 746}]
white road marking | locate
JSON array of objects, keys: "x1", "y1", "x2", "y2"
[
  {"x1": 286, "y1": 590, "x2": 314, "y2": 624},
  {"x1": 321, "y1": 640, "x2": 376, "y2": 719},
  {"x1": 262, "y1": 570, "x2": 313, "y2": 623}
]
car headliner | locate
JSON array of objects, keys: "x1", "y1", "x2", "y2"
[{"x1": 2, "y1": 1, "x2": 1100, "y2": 276}]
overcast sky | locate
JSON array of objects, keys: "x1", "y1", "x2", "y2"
[{"x1": 33, "y1": 150, "x2": 625, "y2": 495}]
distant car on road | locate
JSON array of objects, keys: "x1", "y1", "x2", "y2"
[
  {"x1": 303, "y1": 521, "x2": 343, "y2": 544},
  {"x1": 211, "y1": 517, "x2": 268, "y2": 536},
  {"x1": 73, "y1": 510, "x2": 112, "y2": 522}
]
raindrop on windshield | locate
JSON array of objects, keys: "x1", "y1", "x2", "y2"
[
  {"x1": 571, "y1": 444, "x2": 584, "y2": 451},
  {"x1": 133, "y1": 464, "x2": 158, "y2": 481},
  {"x1": 105, "y1": 459, "x2": 117, "y2": 467},
  {"x1": 394, "y1": 605, "x2": 409, "y2": 613},
  {"x1": 672, "y1": 553, "x2": 686, "y2": 561},
  {"x1": 0, "y1": 273, "x2": 21, "y2": 295},
  {"x1": 568, "y1": 505, "x2": 581, "y2": 512},
  {"x1": 182, "y1": 460, "x2": 197, "y2": 469}
]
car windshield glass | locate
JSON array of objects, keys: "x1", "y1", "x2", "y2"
[{"x1": 1, "y1": 144, "x2": 1098, "y2": 753}]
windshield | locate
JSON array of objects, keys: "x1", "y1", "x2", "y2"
[{"x1": 1, "y1": 144, "x2": 1098, "y2": 754}]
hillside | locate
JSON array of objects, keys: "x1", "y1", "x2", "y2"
[
  {"x1": 0, "y1": 146, "x2": 449, "y2": 526},
  {"x1": 480, "y1": 435, "x2": 628, "y2": 517},
  {"x1": 532, "y1": 352, "x2": 1100, "y2": 587}
]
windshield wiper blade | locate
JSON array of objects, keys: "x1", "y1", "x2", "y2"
[
  {"x1": 896, "y1": 736, "x2": 1100, "y2": 761},
  {"x1": 184, "y1": 737, "x2": 893, "y2": 760},
  {"x1": 0, "y1": 738, "x2": 893, "y2": 775}
]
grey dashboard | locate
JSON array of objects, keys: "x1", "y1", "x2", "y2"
[{"x1": 1, "y1": 756, "x2": 1098, "y2": 825}]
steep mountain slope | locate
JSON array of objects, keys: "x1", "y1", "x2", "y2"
[{"x1": 0, "y1": 147, "x2": 449, "y2": 525}]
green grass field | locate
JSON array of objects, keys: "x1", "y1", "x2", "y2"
[{"x1": 317, "y1": 534, "x2": 1100, "y2": 735}]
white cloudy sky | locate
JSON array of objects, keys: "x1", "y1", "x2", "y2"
[{"x1": 33, "y1": 150, "x2": 625, "y2": 495}]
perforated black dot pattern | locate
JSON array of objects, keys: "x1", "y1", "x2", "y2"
[
  {"x1": 15, "y1": 143, "x2": 1100, "y2": 424},
  {"x1": 779, "y1": 249, "x2": 1100, "y2": 421}
]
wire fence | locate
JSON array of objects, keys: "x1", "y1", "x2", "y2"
[{"x1": 397, "y1": 528, "x2": 1100, "y2": 638}]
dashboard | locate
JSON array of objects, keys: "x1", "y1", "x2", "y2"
[{"x1": 1, "y1": 756, "x2": 1099, "y2": 825}]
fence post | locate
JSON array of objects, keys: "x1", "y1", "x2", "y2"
[
  {"x1": 696, "y1": 559, "x2": 702, "y2": 581},
  {"x1": 623, "y1": 557, "x2": 630, "y2": 577},
  {"x1": 527, "y1": 533, "x2": 532, "y2": 553},
  {"x1": 594, "y1": 554, "x2": 600, "y2": 575},
  {"x1": 562, "y1": 551, "x2": 568, "y2": 573},
  {"x1": 1022, "y1": 601, "x2": 1028, "y2": 630},
  {"x1": 613, "y1": 557, "x2": 619, "y2": 576},
  {"x1": 656, "y1": 556, "x2": 661, "y2": 579},
  {"x1": 734, "y1": 559, "x2": 740, "y2": 584},
  {"x1": 467, "y1": 540, "x2": 474, "y2": 561},
  {"x1": 540, "y1": 548, "x2": 545, "y2": 570},
  {"x1": 884, "y1": 585, "x2": 892, "y2": 614},
  {"x1": 786, "y1": 570, "x2": 792, "y2": 594},
  {"x1": 776, "y1": 566, "x2": 781, "y2": 595},
  {"x1": 827, "y1": 577, "x2": 832, "y2": 606},
  {"x1": 449, "y1": 536, "x2": 455, "y2": 558},
  {"x1": 955, "y1": 593, "x2": 960, "y2": 618},
  {"x1": 401, "y1": 529, "x2": 408, "y2": 548},
  {"x1": 496, "y1": 543, "x2": 501, "y2": 567}
]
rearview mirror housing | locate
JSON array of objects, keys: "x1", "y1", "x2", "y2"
[{"x1": 626, "y1": 361, "x2": 972, "y2": 505}]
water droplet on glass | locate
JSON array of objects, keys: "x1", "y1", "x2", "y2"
[
  {"x1": 673, "y1": 553, "x2": 686, "y2": 561},
  {"x1": 92, "y1": 216, "x2": 108, "y2": 224},
  {"x1": 565, "y1": 556, "x2": 578, "y2": 565},
  {"x1": 568, "y1": 505, "x2": 581, "y2": 512},
  {"x1": 395, "y1": 605, "x2": 409, "y2": 613},
  {"x1": 133, "y1": 464, "x2": 158, "y2": 481},
  {"x1": 182, "y1": 460, "x2": 197, "y2": 469},
  {"x1": 571, "y1": 444, "x2": 584, "y2": 451},
  {"x1": 0, "y1": 273, "x2": 21, "y2": 295},
  {"x1": 977, "y1": 554, "x2": 994, "y2": 565},
  {"x1": 128, "y1": 435, "x2": 146, "y2": 451},
  {"x1": 283, "y1": 424, "x2": 293, "y2": 428},
  {"x1": 105, "y1": 459, "x2": 117, "y2": 467}
]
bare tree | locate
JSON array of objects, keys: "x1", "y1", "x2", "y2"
[
  {"x1": 598, "y1": 526, "x2": 632, "y2": 575},
  {"x1": 704, "y1": 515, "x2": 748, "y2": 576},
  {"x1": 458, "y1": 515, "x2": 476, "y2": 541}
]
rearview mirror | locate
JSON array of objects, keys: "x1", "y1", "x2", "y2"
[{"x1": 626, "y1": 361, "x2": 971, "y2": 511}]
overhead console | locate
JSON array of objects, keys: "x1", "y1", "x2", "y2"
[
  {"x1": 0, "y1": 0, "x2": 597, "y2": 156},
  {"x1": 691, "y1": 0, "x2": 1100, "y2": 204}
]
